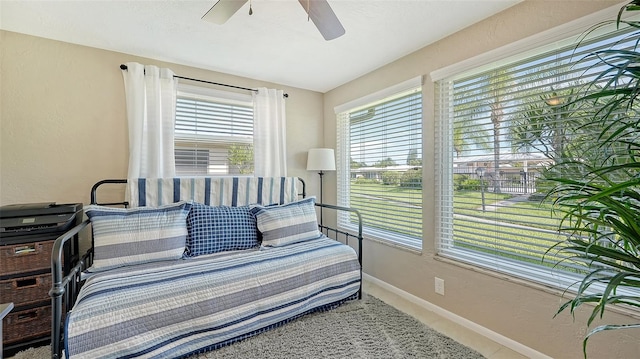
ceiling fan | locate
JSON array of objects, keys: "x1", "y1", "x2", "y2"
[{"x1": 202, "y1": 0, "x2": 345, "y2": 41}]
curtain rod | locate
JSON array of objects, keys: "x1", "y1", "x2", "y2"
[{"x1": 119, "y1": 64, "x2": 288, "y2": 98}]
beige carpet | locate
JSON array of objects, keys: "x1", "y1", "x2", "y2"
[
  {"x1": 7, "y1": 346, "x2": 49, "y2": 359},
  {"x1": 9, "y1": 295, "x2": 484, "y2": 359}
]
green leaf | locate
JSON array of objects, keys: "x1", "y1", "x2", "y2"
[{"x1": 584, "y1": 323, "x2": 640, "y2": 358}]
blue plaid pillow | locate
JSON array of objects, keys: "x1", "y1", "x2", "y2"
[{"x1": 185, "y1": 203, "x2": 259, "y2": 257}]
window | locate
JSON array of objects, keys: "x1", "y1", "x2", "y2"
[
  {"x1": 434, "y1": 22, "x2": 639, "y2": 288},
  {"x1": 175, "y1": 84, "x2": 254, "y2": 176},
  {"x1": 336, "y1": 78, "x2": 423, "y2": 249}
]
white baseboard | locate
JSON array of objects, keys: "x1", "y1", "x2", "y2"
[{"x1": 362, "y1": 273, "x2": 552, "y2": 359}]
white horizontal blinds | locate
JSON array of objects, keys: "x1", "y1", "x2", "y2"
[
  {"x1": 336, "y1": 111, "x2": 350, "y2": 209},
  {"x1": 337, "y1": 85, "x2": 423, "y2": 249},
  {"x1": 434, "y1": 80, "x2": 454, "y2": 258},
  {"x1": 435, "y1": 25, "x2": 638, "y2": 285},
  {"x1": 175, "y1": 148, "x2": 209, "y2": 175},
  {"x1": 174, "y1": 86, "x2": 254, "y2": 176}
]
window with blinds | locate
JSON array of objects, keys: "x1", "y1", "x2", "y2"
[
  {"x1": 336, "y1": 82, "x2": 422, "y2": 249},
  {"x1": 175, "y1": 84, "x2": 254, "y2": 176},
  {"x1": 434, "y1": 23, "x2": 639, "y2": 287}
]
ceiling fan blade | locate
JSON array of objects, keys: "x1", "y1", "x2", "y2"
[
  {"x1": 202, "y1": 0, "x2": 248, "y2": 24},
  {"x1": 298, "y1": 0, "x2": 345, "y2": 41}
]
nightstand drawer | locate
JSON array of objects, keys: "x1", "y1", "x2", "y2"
[
  {"x1": 3, "y1": 305, "x2": 50, "y2": 345},
  {"x1": 0, "y1": 273, "x2": 51, "y2": 305},
  {"x1": 0, "y1": 241, "x2": 54, "y2": 276}
]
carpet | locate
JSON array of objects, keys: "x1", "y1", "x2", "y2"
[{"x1": 9, "y1": 295, "x2": 485, "y2": 359}]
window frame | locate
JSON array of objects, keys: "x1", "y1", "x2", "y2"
[
  {"x1": 335, "y1": 77, "x2": 424, "y2": 250},
  {"x1": 432, "y1": 8, "x2": 640, "y2": 293}
]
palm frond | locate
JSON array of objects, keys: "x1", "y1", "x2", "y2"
[
  {"x1": 583, "y1": 323, "x2": 640, "y2": 357},
  {"x1": 544, "y1": 3, "x2": 640, "y2": 356}
]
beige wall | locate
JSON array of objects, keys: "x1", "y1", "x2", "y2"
[
  {"x1": 0, "y1": 30, "x2": 324, "y2": 206},
  {"x1": 3, "y1": 1, "x2": 639, "y2": 357},
  {"x1": 323, "y1": 1, "x2": 639, "y2": 358}
]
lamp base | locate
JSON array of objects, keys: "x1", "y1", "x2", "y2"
[{"x1": 318, "y1": 171, "x2": 324, "y2": 225}]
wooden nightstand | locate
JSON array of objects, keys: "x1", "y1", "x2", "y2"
[
  {"x1": 1, "y1": 237, "x2": 56, "y2": 353},
  {"x1": 0, "y1": 203, "x2": 82, "y2": 357}
]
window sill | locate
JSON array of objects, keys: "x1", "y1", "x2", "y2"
[
  {"x1": 338, "y1": 223, "x2": 422, "y2": 254},
  {"x1": 363, "y1": 233, "x2": 423, "y2": 255},
  {"x1": 433, "y1": 253, "x2": 640, "y2": 321}
]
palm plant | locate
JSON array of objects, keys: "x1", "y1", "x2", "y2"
[
  {"x1": 544, "y1": 1, "x2": 640, "y2": 356},
  {"x1": 510, "y1": 88, "x2": 585, "y2": 162}
]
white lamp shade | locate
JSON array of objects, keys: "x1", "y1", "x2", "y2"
[{"x1": 306, "y1": 148, "x2": 336, "y2": 171}]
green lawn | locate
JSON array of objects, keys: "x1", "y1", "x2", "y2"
[
  {"x1": 348, "y1": 181, "x2": 569, "y2": 270},
  {"x1": 455, "y1": 190, "x2": 560, "y2": 231},
  {"x1": 349, "y1": 182, "x2": 422, "y2": 238},
  {"x1": 453, "y1": 191, "x2": 512, "y2": 210}
]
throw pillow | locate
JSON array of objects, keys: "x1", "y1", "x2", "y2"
[
  {"x1": 184, "y1": 203, "x2": 259, "y2": 257},
  {"x1": 84, "y1": 201, "x2": 192, "y2": 272},
  {"x1": 251, "y1": 197, "x2": 321, "y2": 247}
]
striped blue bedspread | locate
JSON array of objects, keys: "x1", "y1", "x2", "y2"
[{"x1": 65, "y1": 237, "x2": 361, "y2": 359}]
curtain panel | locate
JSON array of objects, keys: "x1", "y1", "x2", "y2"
[
  {"x1": 122, "y1": 62, "x2": 178, "y2": 178},
  {"x1": 253, "y1": 88, "x2": 287, "y2": 177}
]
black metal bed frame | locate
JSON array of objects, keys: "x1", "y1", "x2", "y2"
[{"x1": 49, "y1": 177, "x2": 362, "y2": 359}]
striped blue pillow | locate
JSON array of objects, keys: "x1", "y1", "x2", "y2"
[
  {"x1": 185, "y1": 203, "x2": 259, "y2": 257},
  {"x1": 85, "y1": 201, "x2": 192, "y2": 272},
  {"x1": 251, "y1": 197, "x2": 321, "y2": 247}
]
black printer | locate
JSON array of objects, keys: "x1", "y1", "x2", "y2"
[{"x1": 0, "y1": 202, "x2": 83, "y2": 245}]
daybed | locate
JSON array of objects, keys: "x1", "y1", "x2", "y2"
[{"x1": 50, "y1": 177, "x2": 362, "y2": 359}]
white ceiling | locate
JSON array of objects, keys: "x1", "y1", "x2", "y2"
[{"x1": 0, "y1": 0, "x2": 521, "y2": 93}]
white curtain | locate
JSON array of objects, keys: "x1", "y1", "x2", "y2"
[
  {"x1": 253, "y1": 88, "x2": 287, "y2": 177},
  {"x1": 122, "y1": 62, "x2": 177, "y2": 178}
]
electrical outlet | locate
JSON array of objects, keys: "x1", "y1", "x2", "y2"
[{"x1": 435, "y1": 277, "x2": 445, "y2": 296}]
